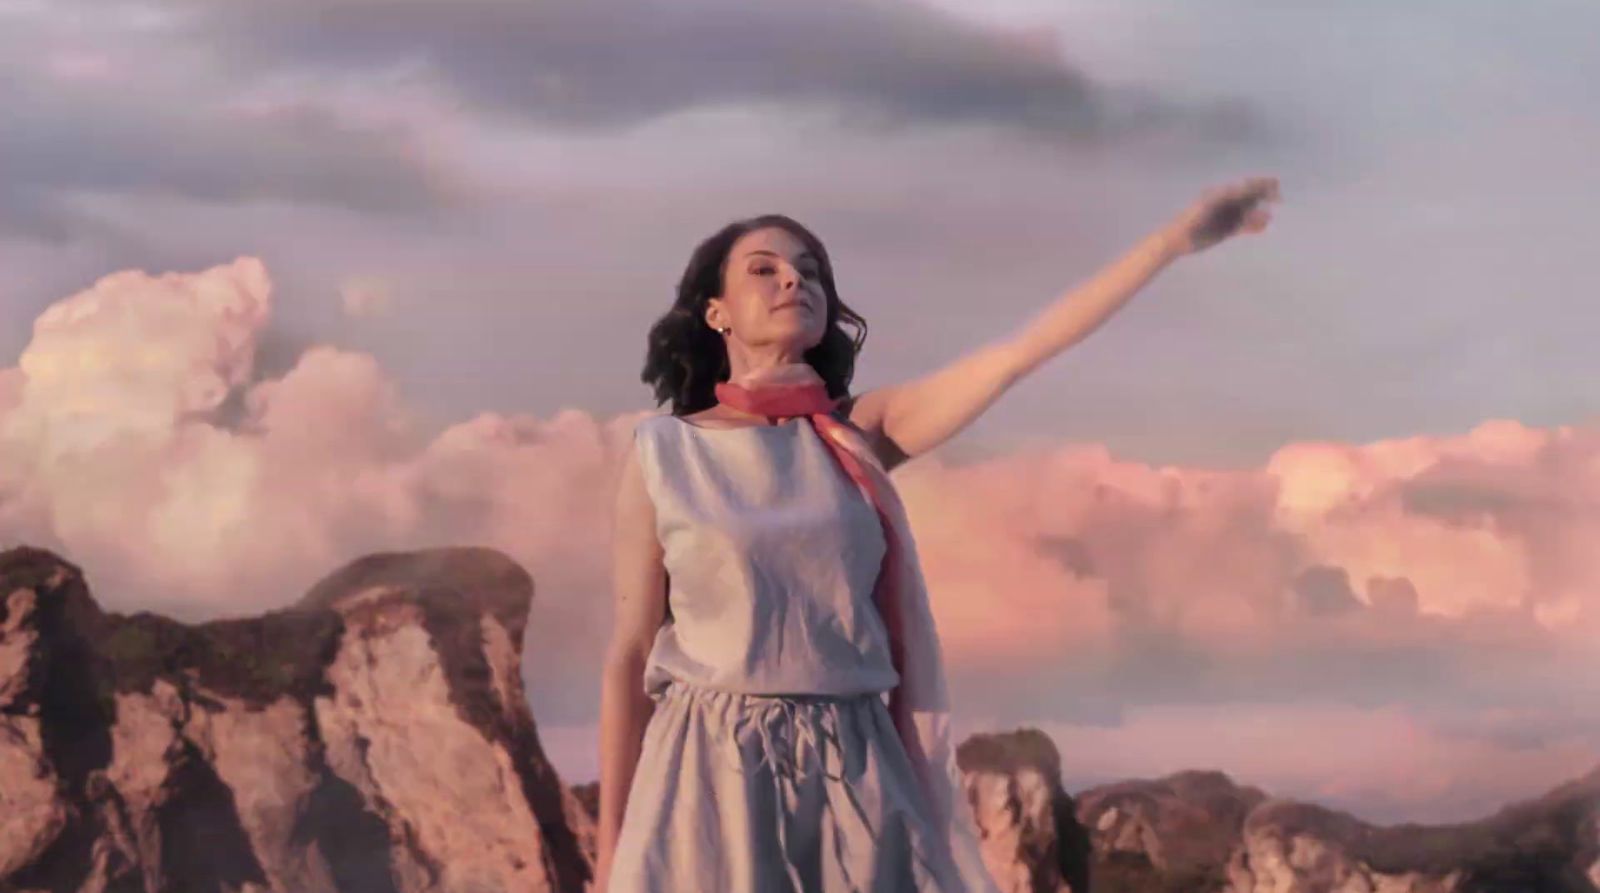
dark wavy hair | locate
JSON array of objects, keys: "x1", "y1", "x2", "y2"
[{"x1": 641, "y1": 214, "x2": 869, "y2": 416}]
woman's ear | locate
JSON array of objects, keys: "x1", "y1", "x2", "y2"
[{"x1": 704, "y1": 296, "x2": 727, "y2": 332}]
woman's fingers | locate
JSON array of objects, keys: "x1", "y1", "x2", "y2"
[
  {"x1": 1224, "y1": 177, "x2": 1280, "y2": 232},
  {"x1": 1243, "y1": 176, "x2": 1281, "y2": 203},
  {"x1": 1220, "y1": 177, "x2": 1278, "y2": 208}
]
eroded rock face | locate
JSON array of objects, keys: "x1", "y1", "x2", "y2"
[
  {"x1": 941, "y1": 732, "x2": 1600, "y2": 893},
  {"x1": 0, "y1": 544, "x2": 592, "y2": 893},
  {"x1": 315, "y1": 598, "x2": 555, "y2": 891},
  {"x1": 1223, "y1": 767, "x2": 1600, "y2": 893},
  {"x1": 1584, "y1": 784, "x2": 1600, "y2": 890},
  {"x1": 1226, "y1": 800, "x2": 1461, "y2": 893},
  {"x1": 0, "y1": 587, "x2": 69, "y2": 877},
  {"x1": 1061, "y1": 767, "x2": 1600, "y2": 893},
  {"x1": 956, "y1": 728, "x2": 1089, "y2": 893},
  {"x1": 1075, "y1": 768, "x2": 1266, "y2": 892}
]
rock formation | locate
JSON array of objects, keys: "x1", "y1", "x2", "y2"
[
  {"x1": 1223, "y1": 766, "x2": 1600, "y2": 893},
  {"x1": 1073, "y1": 768, "x2": 1265, "y2": 892},
  {"x1": 949, "y1": 735, "x2": 1599, "y2": 893},
  {"x1": 0, "y1": 544, "x2": 592, "y2": 892},
  {"x1": 956, "y1": 728, "x2": 1092, "y2": 893},
  {"x1": 3, "y1": 542, "x2": 1595, "y2": 893}
]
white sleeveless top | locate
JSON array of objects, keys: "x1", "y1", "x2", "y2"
[{"x1": 632, "y1": 413, "x2": 900, "y2": 698}]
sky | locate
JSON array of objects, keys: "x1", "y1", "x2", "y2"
[{"x1": 1, "y1": 0, "x2": 1597, "y2": 825}]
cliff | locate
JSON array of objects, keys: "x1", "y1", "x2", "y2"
[
  {"x1": 953, "y1": 737, "x2": 1599, "y2": 893},
  {"x1": 0, "y1": 544, "x2": 592, "y2": 892}
]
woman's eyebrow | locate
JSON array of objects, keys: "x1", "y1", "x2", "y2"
[{"x1": 742, "y1": 249, "x2": 817, "y2": 263}]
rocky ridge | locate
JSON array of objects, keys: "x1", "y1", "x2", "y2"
[
  {"x1": 0, "y1": 544, "x2": 589, "y2": 892},
  {"x1": 2, "y1": 544, "x2": 1595, "y2": 893}
]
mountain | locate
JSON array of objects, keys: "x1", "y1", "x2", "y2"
[
  {"x1": 947, "y1": 727, "x2": 1598, "y2": 892},
  {"x1": 2, "y1": 543, "x2": 1595, "y2": 892}
]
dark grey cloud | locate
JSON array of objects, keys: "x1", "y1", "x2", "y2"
[
  {"x1": 1396, "y1": 458, "x2": 1575, "y2": 528},
  {"x1": 1289, "y1": 564, "x2": 1363, "y2": 616},
  {"x1": 150, "y1": 0, "x2": 1264, "y2": 141},
  {"x1": 0, "y1": 79, "x2": 458, "y2": 241},
  {"x1": 1, "y1": 0, "x2": 1271, "y2": 243},
  {"x1": 0, "y1": 6, "x2": 463, "y2": 242},
  {"x1": 0, "y1": 185, "x2": 80, "y2": 243}
]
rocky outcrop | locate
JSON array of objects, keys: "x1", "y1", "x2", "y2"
[
  {"x1": 948, "y1": 730, "x2": 1598, "y2": 893},
  {"x1": 0, "y1": 544, "x2": 592, "y2": 893},
  {"x1": 1226, "y1": 766, "x2": 1600, "y2": 893},
  {"x1": 1076, "y1": 768, "x2": 1266, "y2": 892},
  {"x1": 956, "y1": 728, "x2": 1091, "y2": 893},
  {"x1": 4, "y1": 543, "x2": 1596, "y2": 893}
]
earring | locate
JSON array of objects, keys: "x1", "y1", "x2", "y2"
[{"x1": 718, "y1": 326, "x2": 731, "y2": 335}]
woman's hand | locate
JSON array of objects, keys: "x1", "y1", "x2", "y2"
[{"x1": 1162, "y1": 175, "x2": 1281, "y2": 257}]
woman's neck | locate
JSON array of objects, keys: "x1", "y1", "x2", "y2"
[{"x1": 724, "y1": 340, "x2": 811, "y2": 381}]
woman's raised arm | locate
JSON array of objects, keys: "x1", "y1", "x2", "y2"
[{"x1": 847, "y1": 175, "x2": 1281, "y2": 467}]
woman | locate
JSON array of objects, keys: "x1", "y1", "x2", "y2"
[{"x1": 598, "y1": 176, "x2": 1281, "y2": 892}]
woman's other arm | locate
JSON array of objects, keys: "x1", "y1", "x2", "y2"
[
  {"x1": 843, "y1": 229, "x2": 1177, "y2": 471},
  {"x1": 595, "y1": 438, "x2": 668, "y2": 889},
  {"x1": 848, "y1": 176, "x2": 1280, "y2": 469}
]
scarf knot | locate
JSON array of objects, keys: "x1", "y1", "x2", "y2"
[{"x1": 712, "y1": 378, "x2": 839, "y2": 421}]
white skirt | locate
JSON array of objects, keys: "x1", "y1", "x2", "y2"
[{"x1": 605, "y1": 678, "x2": 993, "y2": 892}]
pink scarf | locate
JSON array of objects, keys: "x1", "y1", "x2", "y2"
[{"x1": 713, "y1": 362, "x2": 965, "y2": 842}]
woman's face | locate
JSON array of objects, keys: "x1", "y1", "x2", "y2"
[{"x1": 708, "y1": 226, "x2": 828, "y2": 353}]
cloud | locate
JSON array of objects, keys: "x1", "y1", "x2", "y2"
[
  {"x1": 2, "y1": 85, "x2": 460, "y2": 235},
  {"x1": 0, "y1": 5, "x2": 464, "y2": 241},
  {"x1": 15, "y1": 0, "x2": 1270, "y2": 170},
  {"x1": 6, "y1": 257, "x2": 271, "y2": 446},
  {"x1": 1, "y1": 256, "x2": 1595, "y2": 819},
  {"x1": 340, "y1": 275, "x2": 395, "y2": 319},
  {"x1": 148, "y1": 0, "x2": 1245, "y2": 138}
]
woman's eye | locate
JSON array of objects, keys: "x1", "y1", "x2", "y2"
[{"x1": 750, "y1": 264, "x2": 817, "y2": 278}]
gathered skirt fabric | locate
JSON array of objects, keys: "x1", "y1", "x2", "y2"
[{"x1": 605, "y1": 678, "x2": 983, "y2": 893}]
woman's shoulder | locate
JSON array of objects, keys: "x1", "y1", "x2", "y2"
[
  {"x1": 832, "y1": 391, "x2": 908, "y2": 472},
  {"x1": 827, "y1": 392, "x2": 875, "y2": 440},
  {"x1": 632, "y1": 411, "x2": 673, "y2": 446}
]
